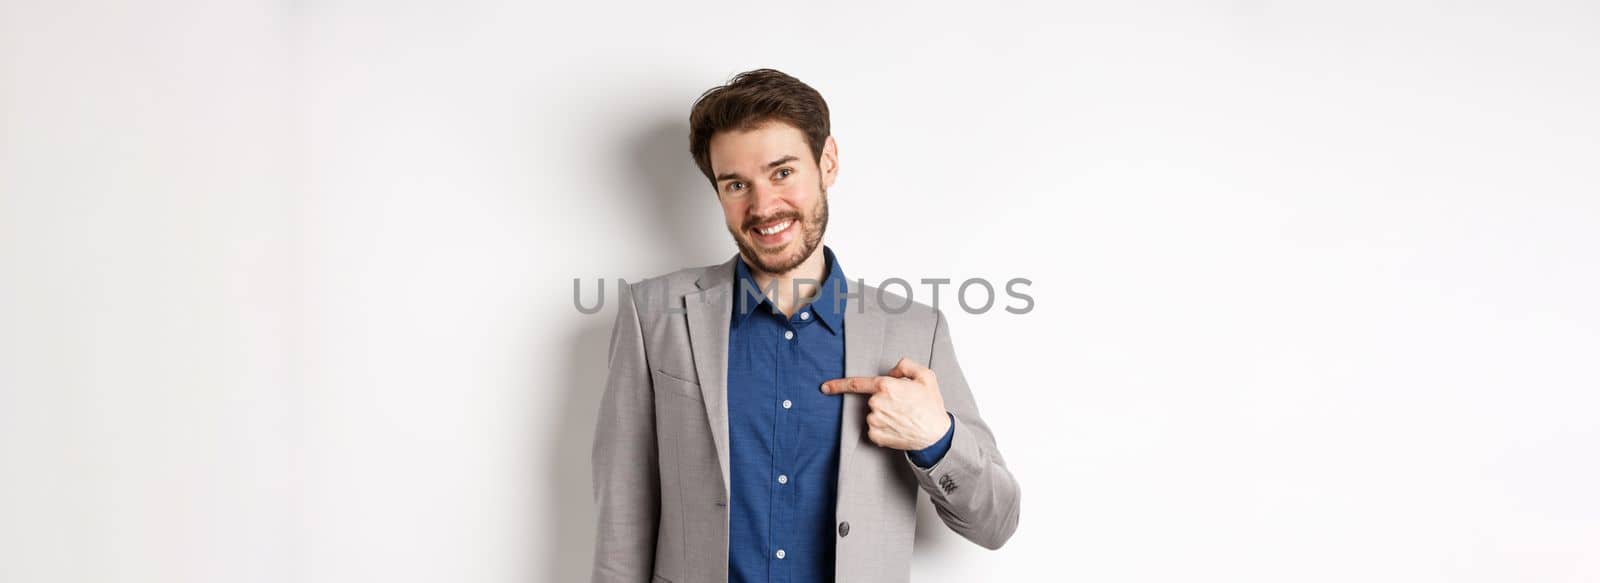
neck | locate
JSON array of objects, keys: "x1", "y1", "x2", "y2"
[{"x1": 746, "y1": 245, "x2": 827, "y2": 317}]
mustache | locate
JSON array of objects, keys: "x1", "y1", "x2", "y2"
[{"x1": 741, "y1": 211, "x2": 803, "y2": 233}]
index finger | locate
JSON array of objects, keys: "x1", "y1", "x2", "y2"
[{"x1": 822, "y1": 376, "x2": 882, "y2": 395}]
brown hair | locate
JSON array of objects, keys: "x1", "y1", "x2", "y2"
[{"x1": 688, "y1": 68, "x2": 831, "y2": 190}]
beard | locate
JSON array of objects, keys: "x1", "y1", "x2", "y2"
[{"x1": 728, "y1": 185, "x2": 829, "y2": 276}]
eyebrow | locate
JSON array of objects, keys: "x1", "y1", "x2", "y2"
[{"x1": 715, "y1": 155, "x2": 800, "y2": 184}]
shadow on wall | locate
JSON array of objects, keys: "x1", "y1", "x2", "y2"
[
  {"x1": 624, "y1": 116, "x2": 729, "y2": 266},
  {"x1": 539, "y1": 110, "x2": 724, "y2": 582},
  {"x1": 547, "y1": 318, "x2": 608, "y2": 583}
]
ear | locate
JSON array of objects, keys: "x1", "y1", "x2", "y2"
[{"x1": 819, "y1": 135, "x2": 840, "y2": 189}]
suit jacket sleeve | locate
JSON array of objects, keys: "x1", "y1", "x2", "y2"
[
  {"x1": 906, "y1": 308, "x2": 1022, "y2": 550},
  {"x1": 590, "y1": 283, "x2": 659, "y2": 582}
]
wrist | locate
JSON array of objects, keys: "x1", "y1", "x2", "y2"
[
  {"x1": 924, "y1": 411, "x2": 953, "y2": 448},
  {"x1": 906, "y1": 412, "x2": 955, "y2": 469}
]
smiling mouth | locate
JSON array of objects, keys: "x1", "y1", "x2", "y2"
[{"x1": 752, "y1": 219, "x2": 794, "y2": 236}]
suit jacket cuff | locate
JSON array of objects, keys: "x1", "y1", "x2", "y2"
[{"x1": 908, "y1": 413, "x2": 985, "y2": 497}]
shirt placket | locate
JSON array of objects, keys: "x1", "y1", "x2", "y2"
[{"x1": 772, "y1": 308, "x2": 797, "y2": 582}]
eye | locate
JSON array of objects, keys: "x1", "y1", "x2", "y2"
[
  {"x1": 728, "y1": 181, "x2": 745, "y2": 192},
  {"x1": 775, "y1": 168, "x2": 793, "y2": 180}
]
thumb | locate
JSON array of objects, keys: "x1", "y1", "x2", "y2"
[{"x1": 889, "y1": 357, "x2": 929, "y2": 381}]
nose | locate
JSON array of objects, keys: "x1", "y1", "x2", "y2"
[{"x1": 745, "y1": 182, "x2": 784, "y2": 218}]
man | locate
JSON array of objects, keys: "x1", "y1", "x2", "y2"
[{"x1": 591, "y1": 68, "x2": 1020, "y2": 583}]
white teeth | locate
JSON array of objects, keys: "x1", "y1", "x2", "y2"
[{"x1": 757, "y1": 220, "x2": 792, "y2": 236}]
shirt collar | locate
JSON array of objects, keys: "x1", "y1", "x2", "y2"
[{"x1": 732, "y1": 245, "x2": 847, "y2": 334}]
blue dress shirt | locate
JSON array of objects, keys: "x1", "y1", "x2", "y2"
[{"x1": 725, "y1": 246, "x2": 954, "y2": 583}]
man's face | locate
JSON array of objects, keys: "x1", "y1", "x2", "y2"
[{"x1": 709, "y1": 120, "x2": 839, "y2": 275}]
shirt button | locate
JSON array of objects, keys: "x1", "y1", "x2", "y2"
[
  {"x1": 781, "y1": 399, "x2": 792, "y2": 409},
  {"x1": 784, "y1": 330, "x2": 794, "y2": 340},
  {"x1": 775, "y1": 549, "x2": 786, "y2": 560},
  {"x1": 777, "y1": 474, "x2": 788, "y2": 484},
  {"x1": 838, "y1": 521, "x2": 850, "y2": 537},
  {"x1": 800, "y1": 311, "x2": 810, "y2": 320}
]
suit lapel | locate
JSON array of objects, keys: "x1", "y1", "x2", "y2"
[
  {"x1": 838, "y1": 278, "x2": 885, "y2": 486},
  {"x1": 685, "y1": 255, "x2": 737, "y2": 495}
]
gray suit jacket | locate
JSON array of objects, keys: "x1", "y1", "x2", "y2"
[{"x1": 591, "y1": 254, "x2": 1021, "y2": 583}]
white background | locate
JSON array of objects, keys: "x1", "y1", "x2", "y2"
[{"x1": 3, "y1": 1, "x2": 1598, "y2": 581}]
